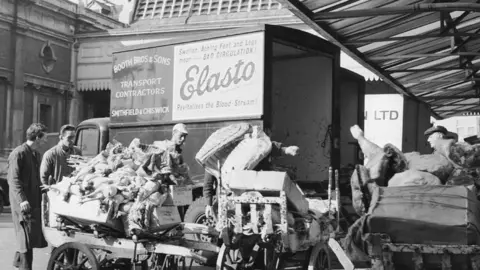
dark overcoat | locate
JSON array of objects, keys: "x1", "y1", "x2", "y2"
[{"x1": 7, "y1": 143, "x2": 47, "y2": 252}]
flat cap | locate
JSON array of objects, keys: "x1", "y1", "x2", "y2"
[
  {"x1": 172, "y1": 123, "x2": 188, "y2": 134},
  {"x1": 424, "y1": 125, "x2": 448, "y2": 137}
]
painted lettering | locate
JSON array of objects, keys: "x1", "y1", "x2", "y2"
[{"x1": 179, "y1": 60, "x2": 256, "y2": 101}]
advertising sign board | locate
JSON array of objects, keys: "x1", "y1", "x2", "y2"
[
  {"x1": 364, "y1": 94, "x2": 404, "y2": 150},
  {"x1": 110, "y1": 32, "x2": 265, "y2": 124}
]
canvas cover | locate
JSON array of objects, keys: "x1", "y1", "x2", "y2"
[{"x1": 367, "y1": 185, "x2": 480, "y2": 245}]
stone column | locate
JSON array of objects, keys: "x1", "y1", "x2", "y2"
[
  {"x1": 68, "y1": 39, "x2": 84, "y2": 126},
  {"x1": 9, "y1": 4, "x2": 28, "y2": 148},
  {"x1": 68, "y1": 90, "x2": 84, "y2": 125}
]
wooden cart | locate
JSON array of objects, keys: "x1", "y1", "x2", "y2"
[
  {"x1": 214, "y1": 168, "x2": 355, "y2": 270},
  {"x1": 365, "y1": 233, "x2": 480, "y2": 270},
  {"x1": 41, "y1": 195, "x2": 220, "y2": 270}
]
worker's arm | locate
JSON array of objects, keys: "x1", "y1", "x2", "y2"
[
  {"x1": 7, "y1": 151, "x2": 28, "y2": 204},
  {"x1": 271, "y1": 141, "x2": 299, "y2": 157},
  {"x1": 40, "y1": 150, "x2": 54, "y2": 186},
  {"x1": 203, "y1": 172, "x2": 217, "y2": 206},
  {"x1": 73, "y1": 146, "x2": 82, "y2": 156}
]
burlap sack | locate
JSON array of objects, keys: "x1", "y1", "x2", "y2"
[
  {"x1": 365, "y1": 143, "x2": 408, "y2": 186},
  {"x1": 350, "y1": 164, "x2": 379, "y2": 216},
  {"x1": 221, "y1": 127, "x2": 273, "y2": 184},
  {"x1": 388, "y1": 169, "x2": 441, "y2": 187},
  {"x1": 195, "y1": 123, "x2": 251, "y2": 178},
  {"x1": 448, "y1": 142, "x2": 480, "y2": 168},
  {"x1": 404, "y1": 152, "x2": 453, "y2": 184},
  {"x1": 446, "y1": 168, "x2": 480, "y2": 187}
]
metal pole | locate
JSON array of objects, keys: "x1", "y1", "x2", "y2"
[
  {"x1": 313, "y1": 3, "x2": 480, "y2": 20},
  {"x1": 335, "y1": 169, "x2": 340, "y2": 233},
  {"x1": 327, "y1": 167, "x2": 332, "y2": 217}
]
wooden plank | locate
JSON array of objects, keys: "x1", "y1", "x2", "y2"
[
  {"x1": 263, "y1": 204, "x2": 273, "y2": 234},
  {"x1": 344, "y1": 12, "x2": 439, "y2": 41},
  {"x1": 250, "y1": 204, "x2": 258, "y2": 234},
  {"x1": 235, "y1": 203, "x2": 242, "y2": 234},
  {"x1": 43, "y1": 227, "x2": 147, "y2": 258},
  {"x1": 328, "y1": 238, "x2": 355, "y2": 270}
]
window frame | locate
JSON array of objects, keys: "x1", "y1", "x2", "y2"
[{"x1": 75, "y1": 126, "x2": 101, "y2": 157}]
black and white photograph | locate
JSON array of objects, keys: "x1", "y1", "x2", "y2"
[{"x1": 2, "y1": 0, "x2": 480, "y2": 269}]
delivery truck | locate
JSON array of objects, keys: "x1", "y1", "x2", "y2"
[{"x1": 73, "y1": 24, "x2": 365, "y2": 230}]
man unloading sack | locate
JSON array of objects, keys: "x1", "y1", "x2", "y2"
[
  {"x1": 424, "y1": 125, "x2": 449, "y2": 153},
  {"x1": 203, "y1": 140, "x2": 299, "y2": 219},
  {"x1": 151, "y1": 123, "x2": 190, "y2": 184}
]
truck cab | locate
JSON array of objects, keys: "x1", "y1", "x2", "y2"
[{"x1": 75, "y1": 117, "x2": 110, "y2": 158}]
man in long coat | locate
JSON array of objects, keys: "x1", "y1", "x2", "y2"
[{"x1": 7, "y1": 123, "x2": 48, "y2": 270}]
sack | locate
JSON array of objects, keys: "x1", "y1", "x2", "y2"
[
  {"x1": 221, "y1": 126, "x2": 272, "y2": 180},
  {"x1": 350, "y1": 165, "x2": 379, "y2": 216},
  {"x1": 448, "y1": 142, "x2": 480, "y2": 168},
  {"x1": 195, "y1": 123, "x2": 251, "y2": 178},
  {"x1": 446, "y1": 168, "x2": 480, "y2": 186},
  {"x1": 404, "y1": 152, "x2": 454, "y2": 183},
  {"x1": 387, "y1": 169, "x2": 441, "y2": 187},
  {"x1": 367, "y1": 185, "x2": 480, "y2": 245},
  {"x1": 365, "y1": 144, "x2": 408, "y2": 186}
]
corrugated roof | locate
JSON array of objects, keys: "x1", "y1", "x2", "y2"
[
  {"x1": 131, "y1": 0, "x2": 283, "y2": 22},
  {"x1": 269, "y1": 0, "x2": 480, "y2": 119}
]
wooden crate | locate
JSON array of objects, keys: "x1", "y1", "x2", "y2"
[{"x1": 224, "y1": 170, "x2": 309, "y2": 214}]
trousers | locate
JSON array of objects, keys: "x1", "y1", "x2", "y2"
[{"x1": 13, "y1": 250, "x2": 33, "y2": 270}]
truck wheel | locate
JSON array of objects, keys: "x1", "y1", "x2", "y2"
[
  {"x1": 183, "y1": 196, "x2": 218, "y2": 266},
  {"x1": 184, "y1": 197, "x2": 217, "y2": 243}
]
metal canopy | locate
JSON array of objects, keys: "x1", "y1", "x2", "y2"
[{"x1": 274, "y1": 0, "x2": 480, "y2": 119}]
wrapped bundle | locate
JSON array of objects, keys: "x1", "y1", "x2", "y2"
[
  {"x1": 46, "y1": 137, "x2": 190, "y2": 237},
  {"x1": 195, "y1": 123, "x2": 251, "y2": 178}
]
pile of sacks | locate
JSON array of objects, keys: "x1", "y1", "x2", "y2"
[
  {"x1": 350, "y1": 124, "x2": 480, "y2": 216},
  {"x1": 45, "y1": 138, "x2": 191, "y2": 236}
]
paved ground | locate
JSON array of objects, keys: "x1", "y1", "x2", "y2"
[
  {"x1": 0, "y1": 207, "x2": 215, "y2": 270},
  {"x1": 0, "y1": 208, "x2": 50, "y2": 270}
]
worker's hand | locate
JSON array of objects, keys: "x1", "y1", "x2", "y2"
[
  {"x1": 350, "y1": 125, "x2": 364, "y2": 140},
  {"x1": 284, "y1": 146, "x2": 300, "y2": 156},
  {"x1": 205, "y1": 205, "x2": 214, "y2": 219},
  {"x1": 20, "y1": 201, "x2": 31, "y2": 213}
]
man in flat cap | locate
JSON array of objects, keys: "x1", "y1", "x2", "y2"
[{"x1": 424, "y1": 125, "x2": 448, "y2": 153}]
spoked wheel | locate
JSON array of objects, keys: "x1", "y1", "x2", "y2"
[
  {"x1": 47, "y1": 242, "x2": 100, "y2": 270},
  {"x1": 216, "y1": 243, "x2": 282, "y2": 270},
  {"x1": 184, "y1": 198, "x2": 220, "y2": 266},
  {"x1": 217, "y1": 244, "x2": 241, "y2": 270},
  {"x1": 307, "y1": 243, "x2": 331, "y2": 270}
]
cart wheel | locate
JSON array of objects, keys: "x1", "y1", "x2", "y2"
[
  {"x1": 216, "y1": 244, "x2": 241, "y2": 269},
  {"x1": 47, "y1": 242, "x2": 100, "y2": 270},
  {"x1": 307, "y1": 243, "x2": 331, "y2": 270},
  {"x1": 216, "y1": 243, "x2": 280, "y2": 270}
]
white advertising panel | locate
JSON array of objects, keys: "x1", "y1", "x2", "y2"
[
  {"x1": 172, "y1": 32, "x2": 265, "y2": 121},
  {"x1": 364, "y1": 94, "x2": 404, "y2": 150}
]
